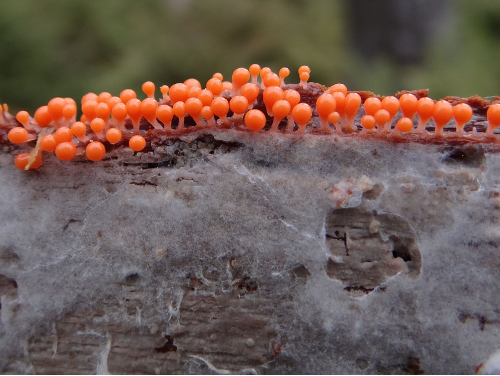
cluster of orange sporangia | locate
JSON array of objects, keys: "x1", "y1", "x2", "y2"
[{"x1": 2, "y1": 64, "x2": 500, "y2": 171}]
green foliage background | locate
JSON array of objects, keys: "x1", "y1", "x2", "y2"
[{"x1": 1, "y1": 0, "x2": 499, "y2": 113}]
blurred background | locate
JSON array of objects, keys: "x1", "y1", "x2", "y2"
[{"x1": 1, "y1": 0, "x2": 500, "y2": 113}]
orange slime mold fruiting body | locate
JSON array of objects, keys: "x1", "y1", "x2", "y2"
[
  {"x1": 106, "y1": 128, "x2": 122, "y2": 144},
  {"x1": 142, "y1": 98, "x2": 162, "y2": 130},
  {"x1": 263, "y1": 87, "x2": 284, "y2": 116},
  {"x1": 292, "y1": 103, "x2": 313, "y2": 134},
  {"x1": 54, "y1": 127, "x2": 73, "y2": 144},
  {"x1": 316, "y1": 94, "x2": 336, "y2": 133},
  {"x1": 187, "y1": 86, "x2": 201, "y2": 99},
  {"x1": 380, "y1": 96, "x2": 400, "y2": 134},
  {"x1": 201, "y1": 106, "x2": 216, "y2": 127},
  {"x1": 270, "y1": 100, "x2": 291, "y2": 132},
  {"x1": 453, "y1": 103, "x2": 473, "y2": 135},
  {"x1": 229, "y1": 96, "x2": 249, "y2": 122},
  {"x1": 2, "y1": 64, "x2": 500, "y2": 171},
  {"x1": 487, "y1": 104, "x2": 500, "y2": 137},
  {"x1": 432, "y1": 100, "x2": 453, "y2": 137},
  {"x1": 282, "y1": 89, "x2": 301, "y2": 131},
  {"x1": 34, "y1": 106, "x2": 52, "y2": 127},
  {"x1": 40, "y1": 134, "x2": 57, "y2": 152},
  {"x1": 112, "y1": 103, "x2": 128, "y2": 131},
  {"x1": 71, "y1": 121, "x2": 87, "y2": 141},
  {"x1": 262, "y1": 73, "x2": 280, "y2": 89},
  {"x1": 142, "y1": 81, "x2": 155, "y2": 100},
  {"x1": 47, "y1": 97, "x2": 67, "y2": 126},
  {"x1": 173, "y1": 101, "x2": 186, "y2": 131},
  {"x1": 345, "y1": 93, "x2": 362, "y2": 132},
  {"x1": 185, "y1": 98, "x2": 204, "y2": 126},
  {"x1": 364, "y1": 97, "x2": 382, "y2": 117},
  {"x1": 279, "y1": 67, "x2": 290, "y2": 88},
  {"x1": 198, "y1": 89, "x2": 214, "y2": 107},
  {"x1": 259, "y1": 67, "x2": 272, "y2": 88},
  {"x1": 55, "y1": 142, "x2": 77, "y2": 161},
  {"x1": 184, "y1": 78, "x2": 202, "y2": 89},
  {"x1": 81, "y1": 92, "x2": 97, "y2": 104},
  {"x1": 328, "y1": 112, "x2": 341, "y2": 135},
  {"x1": 361, "y1": 115, "x2": 376, "y2": 135},
  {"x1": 160, "y1": 85, "x2": 170, "y2": 103},
  {"x1": 156, "y1": 105, "x2": 174, "y2": 131},
  {"x1": 249, "y1": 64, "x2": 261, "y2": 85},
  {"x1": 241, "y1": 84, "x2": 259, "y2": 109},
  {"x1": 394, "y1": 117, "x2": 413, "y2": 138},
  {"x1": 169, "y1": 84, "x2": 188, "y2": 104},
  {"x1": 244, "y1": 109, "x2": 267, "y2": 131},
  {"x1": 97, "y1": 92, "x2": 112, "y2": 103},
  {"x1": 86, "y1": 141, "x2": 106, "y2": 162},
  {"x1": 62, "y1": 103, "x2": 77, "y2": 126},
  {"x1": 374, "y1": 109, "x2": 391, "y2": 136},
  {"x1": 360, "y1": 115, "x2": 377, "y2": 137},
  {"x1": 127, "y1": 98, "x2": 143, "y2": 134},
  {"x1": 206, "y1": 78, "x2": 223, "y2": 97},
  {"x1": 95, "y1": 102, "x2": 111, "y2": 130},
  {"x1": 8, "y1": 127, "x2": 34, "y2": 144},
  {"x1": 327, "y1": 83, "x2": 348, "y2": 95},
  {"x1": 231, "y1": 68, "x2": 250, "y2": 96},
  {"x1": 400, "y1": 93, "x2": 418, "y2": 121},
  {"x1": 81, "y1": 100, "x2": 98, "y2": 122},
  {"x1": 16, "y1": 110, "x2": 33, "y2": 131},
  {"x1": 15, "y1": 152, "x2": 42, "y2": 170},
  {"x1": 90, "y1": 118, "x2": 105, "y2": 140},
  {"x1": 212, "y1": 73, "x2": 223, "y2": 81},
  {"x1": 416, "y1": 97, "x2": 435, "y2": 134},
  {"x1": 298, "y1": 66, "x2": 311, "y2": 89},
  {"x1": 129, "y1": 135, "x2": 146, "y2": 152},
  {"x1": 120, "y1": 89, "x2": 137, "y2": 105},
  {"x1": 211, "y1": 97, "x2": 229, "y2": 126}
]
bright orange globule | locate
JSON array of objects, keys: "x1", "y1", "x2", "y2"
[
  {"x1": 55, "y1": 142, "x2": 77, "y2": 161},
  {"x1": 292, "y1": 103, "x2": 312, "y2": 125},
  {"x1": 363, "y1": 98, "x2": 382, "y2": 117},
  {"x1": 8, "y1": 127, "x2": 30, "y2": 144},
  {"x1": 433, "y1": 100, "x2": 453, "y2": 128},
  {"x1": 106, "y1": 128, "x2": 122, "y2": 144},
  {"x1": 229, "y1": 96, "x2": 248, "y2": 115},
  {"x1": 129, "y1": 135, "x2": 146, "y2": 151},
  {"x1": 54, "y1": 127, "x2": 73, "y2": 143},
  {"x1": 361, "y1": 115, "x2": 376, "y2": 130},
  {"x1": 34, "y1": 106, "x2": 52, "y2": 126},
  {"x1": 120, "y1": 89, "x2": 137, "y2": 105},
  {"x1": 40, "y1": 135, "x2": 57, "y2": 152},
  {"x1": 86, "y1": 141, "x2": 106, "y2": 161},
  {"x1": 71, "y1": 122, "x2": 87, "y2": 139},
  {"x1": 211, "y1": 97, "x2": 229, "y2": 117},
  {"x1": 399, "y1": 93, "x2": 418, "y2": 119},
  {"x1": 244, "y1": 109, "x2": 267, "y2": 131},
  {"x1": 156, "y1": 105, "x2": 174, "y2": 124},
  {"x1": 15, "y1": 152, "x2": 42, "y2": 170},
  {"x1": 396, "y1": 117, "x2": 413, "y2": 133},
  {"x1": 316, "y1": 94, "x2": 336, "y2": 120}
]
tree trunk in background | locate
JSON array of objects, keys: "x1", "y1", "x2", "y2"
[{"x1": 348, "y1": 0, "x2": 452, "y2": 65}]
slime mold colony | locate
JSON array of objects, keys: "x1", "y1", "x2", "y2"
[{"x1": 1, "y1": 64, "x2": 500, "y2": 170}]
